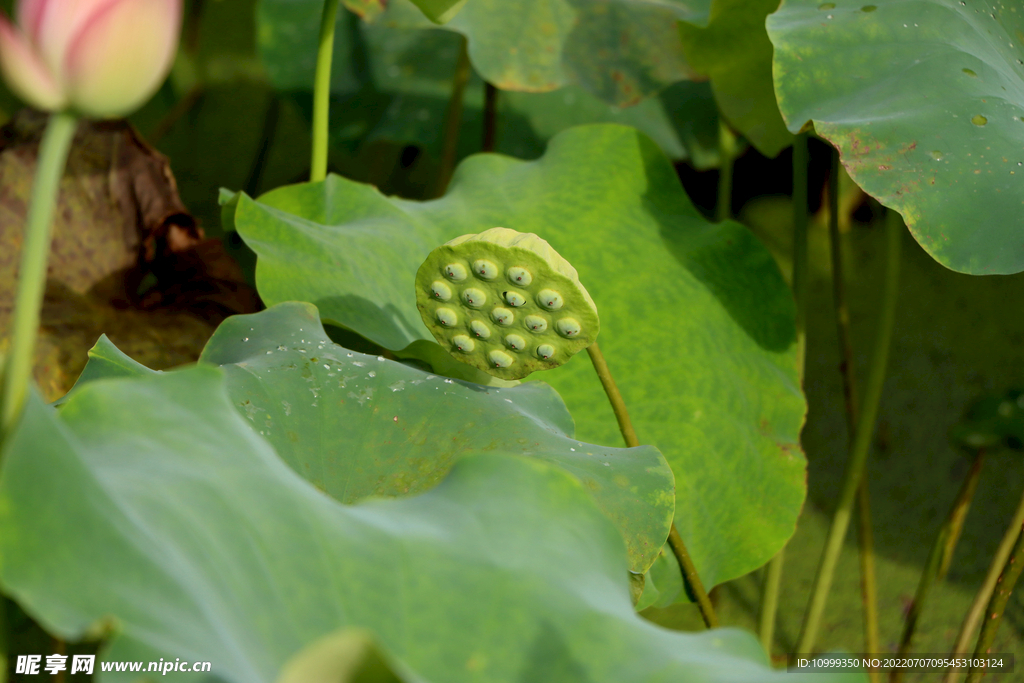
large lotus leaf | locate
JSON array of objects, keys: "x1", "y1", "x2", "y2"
[
  {"x1": 768, "y1": 0, "x2": 1024, "y2": 274},
  {"x1": 256, "y1": 0, "x2": 717, "y2": 163},
  {"x1": 67, "y1": 303, "x2": 673, "y2": 573},
  {"x1": 362, "y1": 0, "x2": 708, "y2": 106},
  {"x1": 678, "y1": 0, "x2": 793, "y2": 158},
  {"x1": 0, "y1": 372, "x2": 856, "y2": 683},
  {"x1": 223, "y1": 124, "x2": 807, "y2": 590}
]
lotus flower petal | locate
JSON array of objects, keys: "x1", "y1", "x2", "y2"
[
  {"x1": 0, "y1": 14, "x2": 64, "y2": 111},
  {"x1": 63, "y1": 0, "x2": 181, "y2": 117},
  {"x1": 32, "y1": 0, "x2": 112, "y2": 76}
]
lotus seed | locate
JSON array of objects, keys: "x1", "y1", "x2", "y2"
[
  {"x1": 488, "y1": 350, "x2": 515, "y2": 368},
  {"x1": 436, "y1": 307, "x2": 458, "y2": 327},
  {"x1": 505, "y1": 334, "x2": 526, "y2": 351},
  {"x1": 470, "y1": 320, "x2": 492, "y2": 339},
  {"x1": 430, "y1": 280, "x2": 452, "y2": 301},
  {"x1": 491, "y1": 307, "x2": 514, "y2": 326},
  {"x1": 462, "y1": 287, "x2": 487, "y2": 308},
  {"x1": 507, "y1": 266, "x2": 533, "y2": 286},
  {"x1": 444, "y1": 263, "x2": 467, "y2": 281},
  {"x1": 452, "y1": 335, "x2": 475, "y2": 353},
  {"x1": 537, "y1": 344, "x2": 555, "y2": 360},
  {"x1": 556, "y1": 318, "x2": 582, "y2": 338},
  {"x1": 524, "y1": 315, "x2": 548, "y2": 333},
  {"x1": 472, "y1": 259, "x2": 499, "y2": 280},
  {"x1": 537, "y1": 289, "x2": 563, "y2": 310},
  {"x1": 504, "y1": 290, "x2": 527, "y2": 307}
]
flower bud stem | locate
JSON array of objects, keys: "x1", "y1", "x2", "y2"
[
  {"x1": 0, "y1": 111, "x2": 78, "y2": 439},
  {"x1": 311, "y1": 0, "x2": 341, "y2": 183},
  {"x1": 586, "y1": 342, "x2": 718, "y2": 628}
]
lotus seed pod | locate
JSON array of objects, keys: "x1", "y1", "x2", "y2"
[
  {"x1": 491, "y1": 307, "x2": 514, "y2": 326},
  {"x1": 507, "y1": 266, "x2": 533, "y2": 286},
  {"x1": 415, "y1": 227, "x2": 599, "y2": 379},
  {"x1": 504, "y1": 290, "x2": 527, "y2": 308},
  {"x1": 524, "y1": 315, "x2": 548, "y2": 333},
  {"x1": 444, "y1": 263, "x2": 467, "y2": 281},
  {"x1": 452, "y1": 335, "x2": 475, "y2": 353},
  {"x1": 537, "y1": 289, "x2": 564, "y2": 310},
  {"x1": 473, "y1": 259, "x2": 499, "y2": 280},
  {"x1": 430, "y1": 281, "x2": 452, "y2": 301},
  {"x1": 505, "y1": 334, "x2": 526, "y2": 351},
  {"x1": 470, "y1": 320, "x2": 491, "y2": 339},
  {"x1": 462, "y1": 288, "x2": 487, "y2": 308}
]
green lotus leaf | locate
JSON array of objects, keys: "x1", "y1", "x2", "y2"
[
  {"x1": 679, "y1": 0, "x2": 793, "y2": 158},
  {"x1": 416, "y1": 228, "x2": 599, "y2": 379},
  {"x1": 0, "y1": 372, "x2": 856, "y2": 682},
  {"x1": 768, "y1": 0, "x2": 1024, "y2": 274},
  {"x1": 222, "y1": 124, "x2": 807, "y2": 591},
  {"x1": 70, "y1": 302, "x2": 672, "y2": 573}
]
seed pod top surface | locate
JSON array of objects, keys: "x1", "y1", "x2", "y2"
[{"x1": 416, "y1": 227, "x2": 600, "y2": 380}]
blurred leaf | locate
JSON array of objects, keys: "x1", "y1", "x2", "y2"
[
  {"x1": 768, "y1": 0, "x2": 1024, "y2": 274},
  {"x1": 224, "y1": 124, "x2": 807, "y2": 590},
  {"x1": 276, "y1": 629, "x2": 405, "y2": 683},
  {"x1": 0, "y1": 371, "x2": 856, "y2": 682},
  {"x1": 679, "y1": 0, "x2": 792, "y2": 157},
  {"x1": 256, "y1": 1, "x2": 722, "y2": 164}
]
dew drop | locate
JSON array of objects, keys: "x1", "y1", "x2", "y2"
[
  {"x1": 930, "y1": 150, "x2": 944, "y2": 160},
  {"x1": 818, "y1": 1, "x2": 835, "y2": 7},
  {"x1": 972, "y1": 114, "x2": 988, "y2": 125},
  {"x1": 861, "y1": 4, "x2": 876, "y2": 10},
  {"x1": 963, "y1": 67, "x2": 978, "y2": 76}
]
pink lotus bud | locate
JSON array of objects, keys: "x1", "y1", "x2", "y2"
[{"x1": 0, "y1": 0, "x2": 181, "y2": 118}]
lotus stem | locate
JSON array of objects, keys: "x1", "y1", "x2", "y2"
[
  {"x1": 893, "y1": 448, "x2": 985, "y2": 683},
  {"x1": 311, "y1": 0, "x2": 341, "y2": 182},
  {"x1": 965, "y1": 522, "x2": 1024, "y2": 683},
  {"x1": 943, "y1": 484, "x2": 1024, "y2": 683},
  {"x1": 796, "y1": 204, "x2": 902, "y2": 655},
  {"x1": 716, "y1": 119, "x2": 735, "y2": 222},
  {"x1": 436, "y1": 37, "x2": 471, "y2": 196},
  {"x1": 586, "y1": 342, "x2": 718, "y2": 628},
  {"x1": 1, "y1": 111, "x2": 78, "y2": 438},
  {"x1": 482, "y1": 82, "x2": 498, "y2": 152}
]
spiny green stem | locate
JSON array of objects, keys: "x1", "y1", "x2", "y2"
[
  {"x1": 758, "y1": 131, "x2": 810, "y2": 654},
  {"x1": 893, "y1": 449, "x2": 985, "y2": 683},
  {"x1": 825, "y1": 150, "x2": 880, "y2": 678},
  {"x1": 310, "y1": 0, "x2": 341, "y2": 183},
  {"x1": 944, "y1": 484, "x2": 1024, "y2": 683},
  {"x1": 482, "y1": 82, "x2": 498, "y2": 152},
  {"x1": 585, "y1": 342, "x2": 718, "y2": 628},
  {"x1": 796, "y1": 206, "x2": 902, "y2": 655},
  {"x1": 435, "y1": 37, "x2": 471, "y2": 196},
  {"x1": 0, "y1": 111, "x2": 78, "y2": 438},
  {"x1": 965, "y1": 522, "x2": 1024, "y2": 683},
  {"x1": 716, "y1": 119, "x2": 735, "y2": 223}
]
